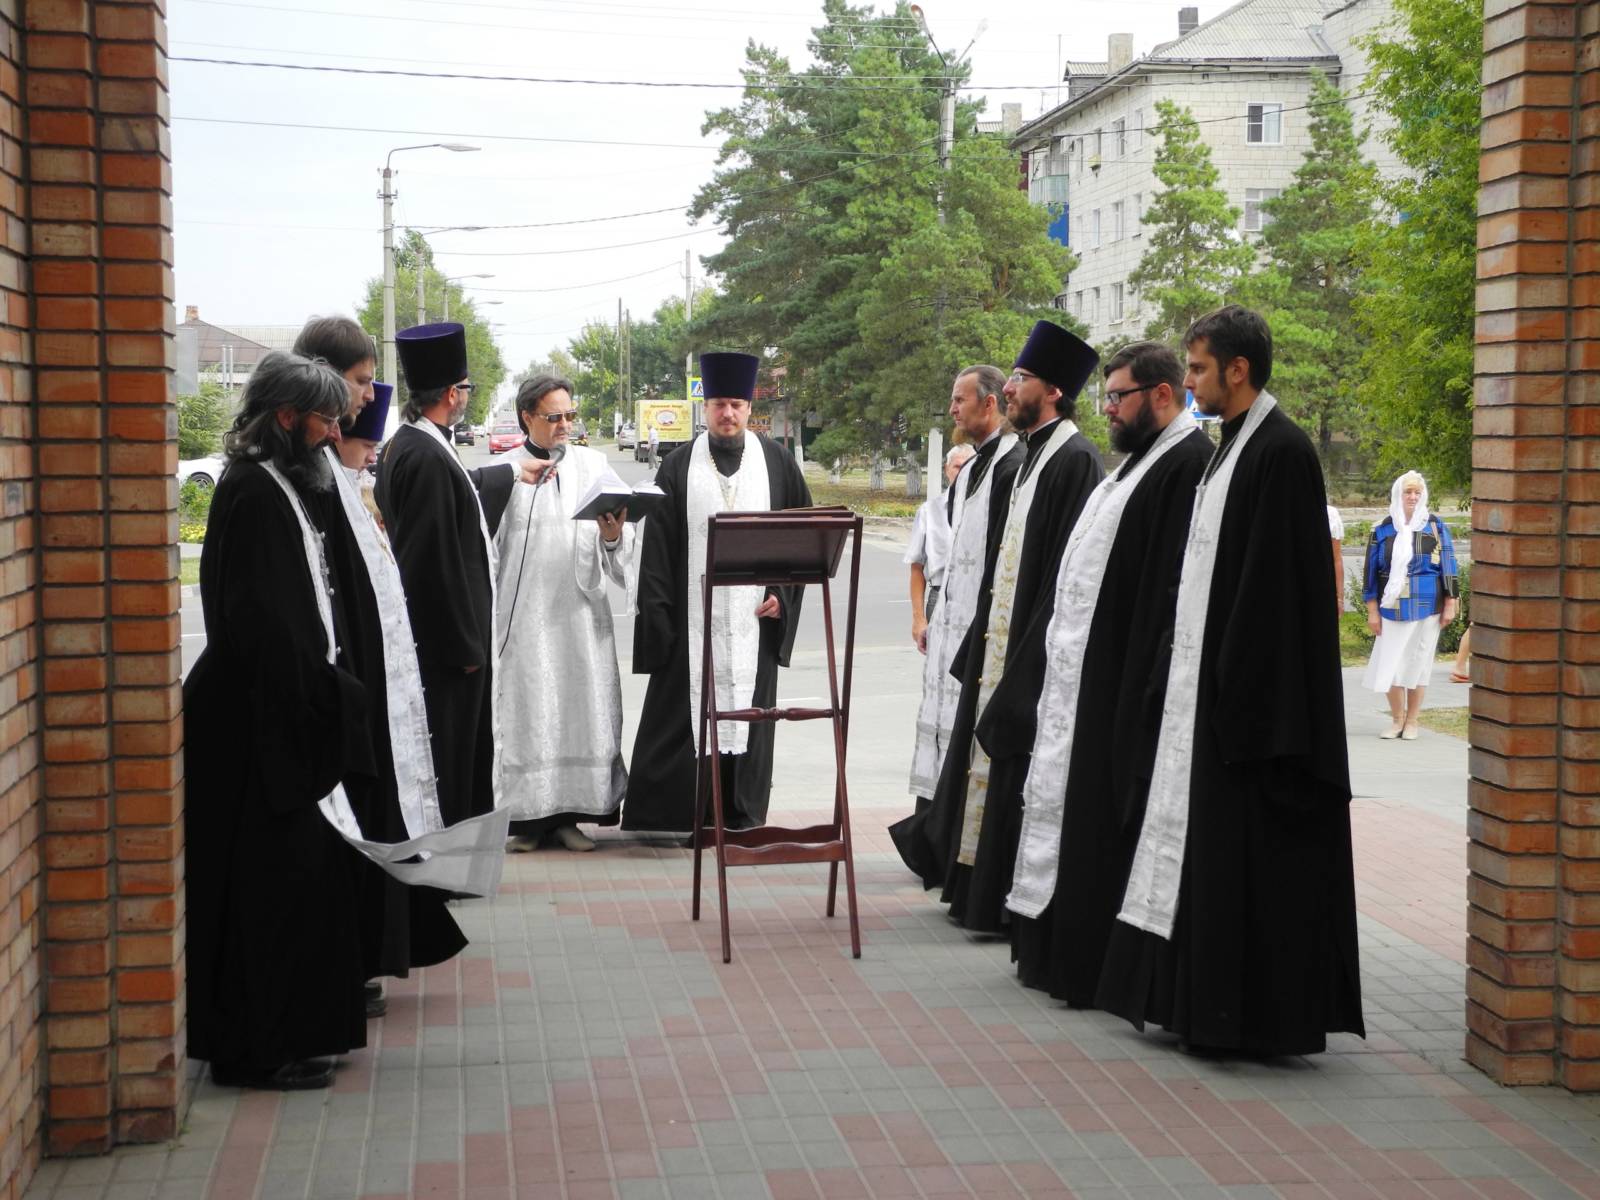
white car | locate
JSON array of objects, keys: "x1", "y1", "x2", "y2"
[
  {"x1": 617, "y1": 422, "x2": 636, "y2": 450},
  {"x1": 178, "y1": 455, "x2": 225, "y2": 489}
]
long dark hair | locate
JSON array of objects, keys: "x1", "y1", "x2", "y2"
[{"x1": 224, "y1": 351, "x2": 350, "y2": 489}]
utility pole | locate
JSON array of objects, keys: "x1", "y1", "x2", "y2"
[
  {"x1": 683, "y1": 249, "x2": 693, "y2": 399},
  {"x1": 624, "y1": 309, "x2": 632, "y2": 406},
  {"x1": 381, "y1": 166, "x2": 397, "y2": 386},
  {"x1": 910, "y1": 6, "x2": 986, "y2": 224},
  {"x1": 416, "y1": 244, "x2": 426, "y2": 326},
  {"x1": 616, "y1": 298, "x2": 624, "y2": 420}
]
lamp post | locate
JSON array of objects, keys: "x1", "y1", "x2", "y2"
[
  {"x1": 380, "y1": 142, "x2": 479, "y2": 387},
  {"x1": 441, "y1": 274, "x2": 495, "y2": 322}
]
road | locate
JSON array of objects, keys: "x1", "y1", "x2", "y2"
[{"x1": 180, "y1": 438, "x2": 930, "y2": 815}]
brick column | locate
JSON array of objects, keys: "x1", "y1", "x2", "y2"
[
  {"x1": 0, "y1": 0, "x2": 39, "y2": 1193},
  {"x1": 27, "y1": 0, "x2": 180, "y2": 1157},
  {"x1": 1471, "y1": 0, "x2": 1600, "y2": 1089}
]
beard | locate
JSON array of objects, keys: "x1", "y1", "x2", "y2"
[
  {"x1": 1008, "y1": 393, "x2": 1042, "y2": 433},
  {"x1": 1109, "y1": 403, "x2": 1159, "y2": 454},
  {"x1": 278, "y1": 426, "x2": 336, "y2": 494},
  {"x1": 709, "y1": 431, "x2": 745, "y2": 451}
]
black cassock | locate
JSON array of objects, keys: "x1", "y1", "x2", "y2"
[
  {"x1": 889, "y1": 434, "x2": 1025, "y2": 884},
  {"x1": 1096, "y1": 405, "x2": 1364, "y2": 1056},
  {"x1": 623, "y1": 435, "x2": 811, "y2": 832},
  {"x1": 939, "y1": 424, "x2": 1104, "y2": 931},
  {"x1": 185, "y1": 461, "x2": 372, "y2": 1071},
  {"x1": 316, "y1": 484, "x2": 467, "y2": 980},
  {"x1": 375, "y1": 422, "x2": 515, "y2": 826},
  {"x1": 990, "y1": 426, "x2": 1213, "y2": 1003}
]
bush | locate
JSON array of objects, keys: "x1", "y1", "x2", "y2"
[
  {"x1": 179, "y1": 522, "x2": 208, "y2": 544},
  {"x1": 178, "y1": 383, "x2": 229, "y2": 459},
  {"x1": 179, "y1": 478, "x2": 213, "y2": 526}
]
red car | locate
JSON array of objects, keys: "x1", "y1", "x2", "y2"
[{"x1": 488, "y1": 422, "x2": 522, "y2": 454}]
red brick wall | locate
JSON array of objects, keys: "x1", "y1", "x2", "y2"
[
  {"x1": 0, "y1": 1, "x2": 39, "y2": 1193},
  {"x1": 0, "y1": 2, "x2": 179, "y2": 1195},
  {"x1": 1470, "y1": 0, "x2": 1600, "y2": 1089}
]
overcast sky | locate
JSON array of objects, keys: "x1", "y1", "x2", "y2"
[{"x1": 170, "y1": 0, "x2": 1216, "y2": 386}]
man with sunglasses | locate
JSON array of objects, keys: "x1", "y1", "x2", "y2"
[
  {"x1": 376, "y1": 323, "x2": 554, "y2": 828},
  {"x1": 495, "y1": 374, "x2": 631, "y2": 853}
]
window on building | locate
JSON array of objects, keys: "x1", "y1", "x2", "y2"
[
  {"x1": 1092, "y1": 128, "x2": 1103, "y2": 160},
  {"x1": 1091, "y1": 209, "x2": 1101, "y2": 248},
  {"x1": 1110, "y1": 283, "x2": 1125, "y2": 323},
  {"x1": 1090, "y1": 288, "x2": 1101, "y2": 324},
  {"x1": 1133, "y1": 192, "x2": 1143, "y2": 236},
  {"x1": 1246, "y1": 102, "x2": 1283, "y2": 145},
  {"x1": 1113, "y1": 117, "x2": 1127, "y2": 158},
  {"x1": 1074, "y1": 290, "x2": 1084, "y2": 318},
  {"x1": 1243, "y1": 187, "x2": 1282, "y2": 232},
  {"x1": 1133, "y1": 108, "x2": 1144, "y2": 151},
  {"x1": 1112, "y1": 201, "x2": 1125, "y2": 241}
]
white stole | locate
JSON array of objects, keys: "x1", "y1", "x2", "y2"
[
  {"x1": 957, "y1": 419, "x2": 1077, "y2": 865},
  {"x1": 1119, "y1": 393, "x2": 1277, "y2": 939},
  {"x1": 401, "y1": 417, "x2": 506, "y2": 812},
  {"x1": 1007, "y1": 411, "x2": 1199, "y2": 918},
  {"x1": 909, "y1": 432, "x2": 1018, "y2": 798},
  {"x1": 260, "y1": 462, "x2": 509, "y2": 897},
  {"x1": 324, "y1": 447, "x2": 442, "y2": 838},
  {"x1": 686, "y1": 432, "x2": 770, "y2": 754}
]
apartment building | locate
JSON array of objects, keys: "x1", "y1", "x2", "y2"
[{"x1": 1012, "y1": 0, "x2": 1398, "y2": 346}]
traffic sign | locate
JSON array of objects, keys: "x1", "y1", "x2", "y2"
[{"x1": 688, "y1": 376, "x2": 703, "y2": 399}]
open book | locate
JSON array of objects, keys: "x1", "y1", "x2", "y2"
[{"x1": 571, "y1": 469, "x2": 666, "y2": 522}]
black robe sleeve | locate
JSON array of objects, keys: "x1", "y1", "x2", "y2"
[
  {"x1": 467, "y1": 461, "x2": 517, "y2": 536},
  {"x1": 632, "y1": 448, "x2": 689, "y2": 676},
  {"x1": 379, "y1": 433, "x2": 490, "y2": 672},
  {"x1": 1210, "y1": 415, "x2": 1350, "y2": 800},
  {"x1": 763, "y1": 438, "x2": 812, "y2": 668},
  {"x1": 198, "y1": 464, "x2": 375, "y2": 815}
]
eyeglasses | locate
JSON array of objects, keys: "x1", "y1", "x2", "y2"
[
  {"x1": 1008, "y1": 370, "x2": 1038, "y2": 384},
  {"x1": 539, "y1": 410, "x2": 580, "y2": 424},
  {"x1": 455, "y1": 382, "x2": 476, "y2": 393},
  {"x1": 1104, "y1": 383, "x2": 1158, "y2": 407}
]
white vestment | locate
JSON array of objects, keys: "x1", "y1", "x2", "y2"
[
  {"x1": 1007, "y1": 412, "x2": 1200, "y2": 918},
  {"x1": 1120, "y1": 393, "x2": 1278, "y2": 939},
  {"x1": 957, "y1": 420, "x2": 1077, "y2": 865},
  {"x1": 685, "y1": 431, "x2": 771, "y2": 755},
  {"x1": 262, "y1": 459, "x2": 509, "y2": 898},
  {"x1": 493, "y1": 444, "x2": 631, "y2": 821},
  {"x1": 908, "y1": 433, "x2": 1019, "y2": 799}
]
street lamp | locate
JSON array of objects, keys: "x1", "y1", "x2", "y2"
[
  {"x1": 440, "y1": 273, "x2": 495, "y2": 322},
  {"x1": 909, "y1": 6, "x2": 986, "y2": 222},
  {"x1": 380, "y1": 142, "x2": 479, "y2": 389}
]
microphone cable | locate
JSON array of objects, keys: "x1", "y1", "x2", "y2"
[{"x1": 498, "y1": 440, "x2": 565, "y2": 658}]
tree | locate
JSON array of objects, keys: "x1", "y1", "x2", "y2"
[
  {"x1": 357, "y1": 231, "x2": 507, "y2": 426},
  {"x1": 1237, "y1": 72, "x2": 1379, "y2": 459},
  {"x1": 177, "y1": 381, "x2": 229, "y2": 459},
  {"x1": 1129, "y1": 100, "x2": 1256, "y2": 340},
  {"x1": 1352, "y1": 0, "x2": 1480, "y2": 493}
]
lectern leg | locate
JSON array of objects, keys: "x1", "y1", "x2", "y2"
[
  {"x1": 708, "y1": 743, "x2": 733, "y2": 964},
  {"x1": 690, "y1": 751, "x2": 706, "y2": 923}
]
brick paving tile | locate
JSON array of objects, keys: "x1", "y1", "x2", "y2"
[{"x1": 23, "y1": 775, "x2": 1600, "y2": 1200}]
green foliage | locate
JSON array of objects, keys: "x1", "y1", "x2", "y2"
[
  {"x1": 358, "y1": 230, "x2": 506, "y2": 426},
  {"x1": 1339, "y1": 559, "x2": 1471, "y2": 664},
  {"x1": 1352, "y1": 0, "x2": 1481, "y2": 492},
  {"x1": 178, "y1": 478, "x2": 213, "y2": 526},
  {"x1": 177, "y1": 382, "x2": 229, "y2": 459},
  {"x1": 549, "y1": 288, "x2": 713, "y2": 424},
  {"x1": 1236, "y1": 73, "x2": 1379, "y2": 460},
  {"x1": 1130, "y1": 100, "x2": 1256, "y2": 340},
  {"x1": 690, "y1": 1, "x2": 1075, "y2": 452}
]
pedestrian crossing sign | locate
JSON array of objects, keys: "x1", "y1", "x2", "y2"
[{"x1": 689, "y1": 376, "x2": 703, "y2": 399}]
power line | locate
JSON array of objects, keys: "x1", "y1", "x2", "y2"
[
  {"x1": 430, "y1": 227, "x2": 719, "y2": 257},
  {"x1": 470, "y1": 263, "x2": 682, "y2": 293}
]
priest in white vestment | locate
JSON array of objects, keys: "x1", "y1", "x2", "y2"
[{"x1": 494, "y1": 374, "x2": 631, "y2": 852}]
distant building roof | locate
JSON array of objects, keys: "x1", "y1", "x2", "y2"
[
  {"x1": 178, "y1": 307, "x2": 305, "y2": 369},
  {"x1": 1149, "y1": 0, "x2": 1333, "y2": 60}
]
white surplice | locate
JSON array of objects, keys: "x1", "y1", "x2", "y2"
[
  {"x1": 908, "y1": 432, "x2": 1019, "y2": 799},
  {"x1": 493, "y1": 443, "x2": 631, "y2": 821}
]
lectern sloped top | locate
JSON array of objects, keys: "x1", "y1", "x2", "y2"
[{"x1": 704, "y1": 506, "x2": 858, "y2": 587}]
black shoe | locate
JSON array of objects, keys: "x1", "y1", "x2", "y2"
[
  {"x1": 212, "y1": 1058, "x2": 335, "y2": 1091},
  {"x1": 365, "y1": 980, "x2": 387, "y2": 1018}
]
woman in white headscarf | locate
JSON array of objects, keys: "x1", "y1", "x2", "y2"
[{"x1": 1361, "y1": 471, "x2": 1460, "y2": 739}]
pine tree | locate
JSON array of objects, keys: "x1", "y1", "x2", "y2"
[
  {"x1": 1129, "y1": 99, "x2": 1256, "y2": 340},
  {"x1": 1239, "y1": 71, "x2": 1379, "y2": 459},
  {"x1": 1352, "y1": 0, "x2": 1480, "y2": 492}
]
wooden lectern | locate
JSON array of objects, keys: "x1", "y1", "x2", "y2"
[{"x1": 691, "y1": 506, "x2": 864, "y2": 964}]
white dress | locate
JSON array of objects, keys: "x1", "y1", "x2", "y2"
[
  {"x1": 493, "y1": 444, "x2": 632, "y2": 821},
  {"x1": 1363, "y1": 613, "x2": 1441, "y2": 691}
]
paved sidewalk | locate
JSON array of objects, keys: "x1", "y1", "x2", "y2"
[{"x1": 28, "y1": 666, "x2": 1600, "y2": 1200}]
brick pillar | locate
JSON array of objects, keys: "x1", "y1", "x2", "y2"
[
  {"x1": 26, "y1": 0, "x2": 180, "y2": 1158},
  {"x1": 1471, "y1": 0, "x2": 1600, "y2": 1089},
  {"x1": 0, "y1": 1, "x2": 40, "y2": 1194}
]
